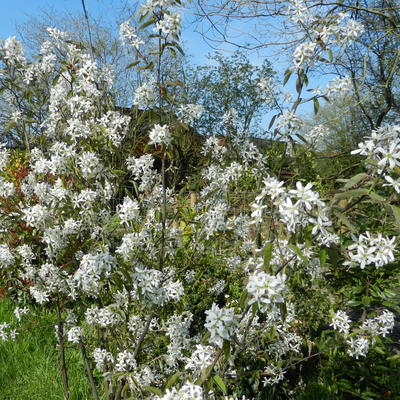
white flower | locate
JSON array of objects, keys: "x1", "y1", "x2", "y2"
[
  {"x1": 149, "y1": 124, "x2": 171, "y2": 146},
  {"x1": 74, "y1": 252, "x2": 117, "y2": 294},
  {"x1": 289, "y1": 181, "x2": 318, "y2": 210},
  {"x1": 326, "y1": 76, "x2": 353, "y2": 97},
  {"x1": 85, "y1": 306, "x2": 122, "y2": 327},
  {"x1": 118, "y1": 197, "x2": 140, "y2": 225},
  {"x1": 0, "y1": 244, "x2": 15, "y2": 268},
  {"x1": 158, "y1": 382, "x2": 203, "y2": 400},
  {"x1": 67, "y1": 326, "x2": 83, "y2": 344},
  {"x1": 362, "y1": 310, "x2": 395, "y2": 337},
  {"x1": 331, "y1": 310, "x2": 351, "y2": 335},
  {"x1": 276, "y1": 110, "x2": 303, "y2": 132},
  {"x1": 293, "y1": 41, "x2": 316, "y2": 69},
  {"x1": 115, "y1": 350, "x2": 136, "y2": 372},
  {"x1": 204, "y1": 303, "x2": 238, "y2": 347},
  {"x1": 154, "y1": 13, "x2": 182, "y2": 36},
  {"x1": 2, "y1": 36, "x2": 26, "y2": 65},
  {"x1": 262, "y1": 364, "x2": 285, "y2": 386},
  {"x1": 377, "y1": 143, "x2": 400, "y2": 170},
  {"x1": 0, "y1": 323, "x2": 18, "y2": 341},
  {"x1": 22, "y1": 204, "x2": 50, "y2": 228},
  {"x1": 120, "y1": 20, "x2": 144, "y2": 49},
  {"x1": 185, "y1": 344, "x2": 215, "y2": 374},
  {"x1": 247, "y1": 271, "x2": 286, "y2": 312},
  {"x1": 177, "y1": 104, "x2": 203, "y2": 124},
  {"x1": 201, "y1": 136, "x2": 227, "y2": 160},
  {"x1": 133, "y1": 81, "x2": 157, "y2": 109},
  {"x1": 345, "y1": 232, "x2": 396, "y2": 269},
  {"x1": 14, "y1": 306, "x2": 29, "y2": 322},
  {"x1": 384, "y1": 175, "x2": 400, "y2": 193},
  {"x1": 346, "y1": 336, "x2": 369, "y2": 359},
  {"x1": 29, "y1": 286, "x2": 50, "y2": 304},
  {"x1": 78, "y1": 152, "x2": 102, "y2": 178},
  {"x1": 93, "y1": 348, "x2": 114, "y2": 371}
]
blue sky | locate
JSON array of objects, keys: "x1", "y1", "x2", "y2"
[
  {"x1": 0, "y1": 0, "x2": 212, "y2": 65},
  {"x1": 0, "y1": 1, "x2": 322, "y2": 119}
]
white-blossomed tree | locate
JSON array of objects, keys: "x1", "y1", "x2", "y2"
[{"x1": 0, "y1": 0, "x2": 399, "y2": 399}]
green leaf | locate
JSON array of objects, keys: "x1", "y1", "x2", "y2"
[
  {"x1": 319, "y1": 248, "x2": 327, "y2": 268},
  {"x1": 347, "y1": 300, "x2": 362, "y2": 307},
  {"x1": 296, "y1": 76, "x2": 303, "y2": 94},
  {"x1": 143, "y1": 386, "x2": 163, "y2": 396},
  {"x1": 279, "y1": 302, "x2": 287, "y2": 321},
  {"x1": 125, "y1": 60, "x2": 140, "y2": 70},
  {"x1": 390, "y1": 205, "x2": 400, "y2": 230},
  {"x1": 263, "y1": 242, "x2": 273, "y2": 272},
  {"x1": 368, "y1": 191, "x2": 384, "y2": 202},
  {"x1": 283, "y1": 69, "x2": 292, "y2": 86},
  {"x1": 223, "y1": 340, "x2": 231, "y2": 359},
  {"x1": 268, "y1": 114, "x2": 277, "y2": 130},
  {"x1": 165, "y1": 372, "x2": 180, "y2": 389},
  {"x1": 168, "y1": 41, "x2": 185, "y2": 55},
  {"x1": 165, "y1": 80, "x2": 184, "y2": 87},
  {"x1": 139, "y1": 15, "x2": 155, "y2": 30},
  {"x1": 342, "y1": 173, "x2": 368, "y2": 189},
  {"x1": 333, "y1": 209, "x2": 356, "y2": 231},
  {"x1": 212, "y1": 375, "x2": 227, "y2": 394},
  {"x1": 239, "y1": 290, "x2": 248, "y2": 309},
  {"x1": 361, "y1": 296, "x2": 371, "y2": 307},
  {"x1": 313, "y1": 97, "x2": 320, "y2": 114},
  {"x1": 137, "y1": 62, "x2": 154, "y2": 71},
  {"x1": 334, "y1": 188, "x2": 369, "y2": 200},
  {"x1": 288, "y1": 243, "x2": 308, "y2": 263}
]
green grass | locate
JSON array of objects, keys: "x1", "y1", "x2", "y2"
[{"x1": 0, "y1": 299, "x2": 92, "y2": 400}]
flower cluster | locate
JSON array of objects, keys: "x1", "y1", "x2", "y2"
[
  {"x1": 344, "y1": 232, "x2": 396, "y2": 269},
  {"x1": 120, "y1": 20, "x2": 144, "y2": 50},
  {"x1": 205, "y1": 303, "x2": 239, "y2": 347},
  {"x1": 246, "y1": 271, "x2": 286, "y2": 313},
  {"x1": 177, "y1": 103, "x2": 203, "y2": 125},
  {"x1": 158, "y1": 382, "x2": 203, "y2": 400},
  {"x1": 149, "y1": 124, "x2": 172, "y2": 146},
  {"x1": 331, "y1": 310, "x2": 396, "y2": 359}
]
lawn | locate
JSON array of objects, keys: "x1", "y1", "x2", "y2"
[{"x1": 0, "y1": 299, "x2": 92, "y2": 400}]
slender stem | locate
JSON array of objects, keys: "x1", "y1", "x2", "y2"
[
  {"x1": 100, "y1": 328, "x2": 111, "y2": 400},
  {"x1": 56, "y1": 300, "x2": 70, "y2": 400},
  {"x1": 133, "y1": 312, "x2": 155, "y2": 359},
  {"x1": 202, "y1": 348, "x2": 222, "y2": 384},
  {"x1": 114, "y1": 381, "x2": 125, "y2": 400},
  {"x1": 80, "y1": 340, "x2": 100, "y2": 400}
]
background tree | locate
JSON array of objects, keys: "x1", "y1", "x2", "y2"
[
  {"x1": 329, "y1": 0, "x2": 400, "y2": 130},
  {"x1": 184, "y1": 50, "x2": 276, "y2": 137}
]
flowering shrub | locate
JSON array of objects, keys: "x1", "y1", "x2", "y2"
[{"x1": 0, "y1": 0, "x2": 399, "y2": 399}]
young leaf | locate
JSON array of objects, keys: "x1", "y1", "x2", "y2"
[
  {"x1": 125, "y1": 60, "x2": 140, "y2": 70},
  {"x1": 313, "y1": 97, "x2": 320, "y2": 114},
  {"x1": 342, "y1": 173, "x2": 368, "y2": 189},
  {"x1": 288, "y1": 243, "x2": 308, "y2": 263},
  {"x1": 390, "y1": 204, "x2": 400, "y2": 230},
  {"x1": 283, "y1": 69, "x2": 292, "y2": 86},
  {"x1": 268, "y1": 114, "x2": 277, "y2": 130},
  {"x1": 165, "y1": 372, "x2": 180, "y2": 389},
  {"x1": 334, "y1": 188, "x2": 369, "y2": 200},
  {"x1": 263, "y1": 242, "x2": 273, "y2": 271},
  {"x1": 143, "y1": 386, "x2": 163, "y2": 396},
  {"x1": 212, "y1": 375, "x2": 227, "y2": 394},
  {"x1": 139, "y1": 15, "x2": 155, "y2": 30}
]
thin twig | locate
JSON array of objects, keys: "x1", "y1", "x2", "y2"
[
  {"x1": 56, "y1": 299, "x2": 70, "y2": 400},
  {"x1": 80, "y1": 340, "x2": 100, "y2": 400}
]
